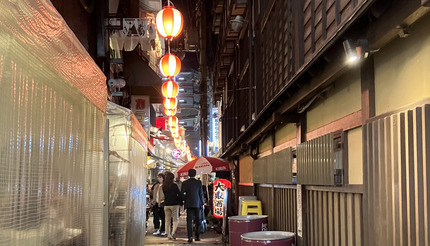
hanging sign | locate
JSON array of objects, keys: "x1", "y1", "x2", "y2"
[
  {"x1": 172, "y1": 148, "x2": 182, "y2": 159},
  {"x1": 131, "y1": 95, "x2": 150, "y2": 135},
  {"x1": 213, "y1": 179, "x2": 231, "y2": 218}
]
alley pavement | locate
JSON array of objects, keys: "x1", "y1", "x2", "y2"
[{"x1": 145, "y1": 211, "x2": 225, "y2": 245}]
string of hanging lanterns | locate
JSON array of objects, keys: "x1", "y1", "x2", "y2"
[{"x1": 156, "y1": 1, "x2": 194, "y2": 161}]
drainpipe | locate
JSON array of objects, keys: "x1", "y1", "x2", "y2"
[
  {"x1": 248, "y1": 0, "x2": 253, "y2": 125},
  {"x1": 199, "y1": 0, "x2": 208, "y2": 156}
]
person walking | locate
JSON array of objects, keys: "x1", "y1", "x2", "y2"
[
  {"x1": 151, "y1": 173, "x2": 166, "y2": 236},
  {"x1": 162, "y1": 172, "x2": 183, "y2": 240},
  {"x1": 181, "y1": 169, "x2": 204, "y2": 243}
]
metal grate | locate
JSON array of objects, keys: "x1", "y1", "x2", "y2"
[{"x1": 363, "y1": 104, "x2": 430, "y2": 246}]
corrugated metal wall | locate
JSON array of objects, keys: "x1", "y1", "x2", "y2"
[
  {"x1": 305, "y1": 186, "x2": 363, "y2": 246},
  {"x1": 297, "y1": 133, "x2": 343, "y2": 185},
  {"x1": 363, "y1": 104, "x2": 430, "y2": 246},
  {"x1": 253, "y1": 154, "x2": 269, "y2": 183},
  {"x1": 272, "y1": 148, "x2": 294, "y2": 184},
  {"x1": 253, "y1": 148, "x2": 294, "y2": 184}
]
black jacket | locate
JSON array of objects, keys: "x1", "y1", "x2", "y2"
[
  {"x1": 181, "y1": 178, "x2": 204, "y2": 208},
  {"x1": 162, "y1": 183, "x2": 183, "y2": 206}
]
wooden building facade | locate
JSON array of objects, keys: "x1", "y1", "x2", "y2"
[{"x1": 212, "y1": 0, "x2": 430, "y2": 245}]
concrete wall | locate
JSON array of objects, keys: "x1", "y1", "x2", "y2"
[
  {"x1": 275, "y1": 123, "x2": 296, "y2": 147},
  {"x1": 374, "y1": 13, "x2": 430, "y2": 115},
  {"x1": 307, "y1": 68, "x2": 362, "y2": 132},
  {"x1": 347, "y1": 127, "x2": 363, "y2": 184}
]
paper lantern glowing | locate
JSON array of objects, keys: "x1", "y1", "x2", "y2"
[
  {"x1": 164, "y1": 108, "x2": 176, "y2": 116},
  {"x1": 161, "y1": 80, "x2": 179, "y2": 98},
  {"x1": 172, "y1": 131, "x2": 180, "y2": 138},
  {"x1": 163, "y1": 97, "x2": 177, "y2": 110},
  {"x1": 159, "y1": 54, "x2": 181, "y2": 77},
  {"x1": 156, "y1": 6, "x2": 184, "y2": 39},
  {"x1": 174, "y1": 137, "x2": 182, "y2": 145},
  {"x1": 168, "y1": 116, "x2": 178, "y2": 127}
]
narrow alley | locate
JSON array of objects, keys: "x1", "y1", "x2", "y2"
[{"x1": 145, "y1": 213, "x2": 223, "y2": 245}]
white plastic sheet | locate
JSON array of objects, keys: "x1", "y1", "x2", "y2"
[
  {"x1": 107, "y1": 102, "x2": 148, "y2": 246},
  {"x1": 0, "y1": 0, "x2": 107, "y2": 245}
]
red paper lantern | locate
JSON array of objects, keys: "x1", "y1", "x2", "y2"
[
  {"x1": 160, "y1": 54, "x2": 181, "y2": 77},
  {"x1": 156, "y1": 6, "x2": 184, "y2": 39},
  {"x1": 168, "y1": 116, "x2": 178, "y2": 127},
  {"x1": 161, "y1": 80, "x2": 179, "y2": 98},
  {"x1": 170, "y1": 126, "x2": 179, "y2": 135},
  {"x1": 172, "y1": 131, "x2": 180, "y2": 138},
  {"x1": 174, "y1": 137, "x2": 182, "y2": 145},
  {"x1": 164, "y1": 108, "x2": 176, "y2": 116},
  {"x1": 163, "y1": 97, "x2": 177, "y2": 110}
]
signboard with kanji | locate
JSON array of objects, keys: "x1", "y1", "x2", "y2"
[
  {"x1": 131, "y1": 95, "x2": 150, "y2": 136},
  {"x1": 212, "y1": 179, "x2": 231, "y2": 218}
]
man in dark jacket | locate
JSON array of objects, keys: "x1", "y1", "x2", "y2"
[{"x1": 181, "y1": 169, "x2": 204, "y2": 243}]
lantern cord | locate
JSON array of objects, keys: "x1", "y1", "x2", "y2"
[{"x1": 168, "y1": 39, "x2": 171, "y2": 54}]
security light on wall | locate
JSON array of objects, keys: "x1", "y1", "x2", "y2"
[
  {"x1": 230, "y1": 15, "x2": 246, "y2": 32},
  {"x1": 343, "y1": 39, "x2": 370, "y2": 63}
]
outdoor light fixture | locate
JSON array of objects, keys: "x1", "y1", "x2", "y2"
[
  {"x1": 159, "y1": 53, "x2": 181, "y2": 77},
  {"x1": 156, "y1": 6, "x2": 184, "y2": 39},
  {"x1": 230, "y1": 15, "x2": 246, "y2": 32},
  {"x1": 161, "y1": 80, "x2": 179, "y2": 98},
  {"x1": 343, "y1": 39, "x2": 370, "y2": 63}
]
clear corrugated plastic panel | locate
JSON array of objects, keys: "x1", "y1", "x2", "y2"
[
  {"x1": 107, "y1": 102, "x2": 147, "y2": 245},
  {"x1": 0, "y1": 0, "x2": 106, "y2": 245}
]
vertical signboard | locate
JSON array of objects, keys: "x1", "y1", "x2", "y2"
[
  {"x1": 213, "y1": 179, "x2": 231, "y2": 218},
  {"x1": 210, "y1": 107, "x2": 219, "y2": 153},
  {"x1": 131, "y1": 95, "x2": 150, "y2": 136}
]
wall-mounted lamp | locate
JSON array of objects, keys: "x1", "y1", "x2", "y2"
[
  {"x1": 230, "y1": 15, "x2": 247, "y2": 32},
  {"x1": 343, "y1": 39, "x2": 370, "y2": 63}
]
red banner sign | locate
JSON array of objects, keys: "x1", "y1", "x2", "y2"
[{"x1": 212, "y1": 179, "x2": 231, "y2": 218}]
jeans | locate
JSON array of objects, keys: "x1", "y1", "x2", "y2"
[
  {"x1": 186, "y1": 208, "x2": 201, "y2": 239},
  {"x1": 152, "y1": 203, "x2": 165, "y2": 232},
  {"x1": 164, "y1": 205, "x2": 180, "y2": 237}
]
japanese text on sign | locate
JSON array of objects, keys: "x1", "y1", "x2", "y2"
[{"x1": 212, "y1": 179, "x2": 231, "y2": 218}]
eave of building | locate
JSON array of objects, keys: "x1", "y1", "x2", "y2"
[{"x1": 219, "y1": 0, "x2": 430, "y2": 160}]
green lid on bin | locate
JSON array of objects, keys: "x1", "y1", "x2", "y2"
[{"x1": 241, "y1": 231, "x2": 295, "y2": 241}]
